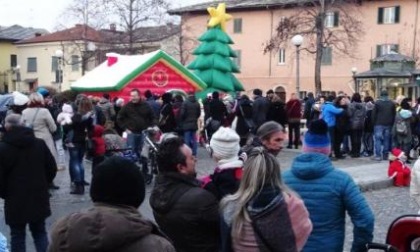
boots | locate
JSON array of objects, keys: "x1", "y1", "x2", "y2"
[{"x1": 70, "y1": 183, "x2": 84, "y2": 195}]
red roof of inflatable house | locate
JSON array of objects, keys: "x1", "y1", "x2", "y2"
[{"x1": 71, "y1": 50, "x2": 207, "y2": 101}]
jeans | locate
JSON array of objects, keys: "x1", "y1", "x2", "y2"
[
  {"x1": 69, "y1": 146, "x2": 85, "y2": 184},
  {"x1": 10, "y1": 219, "x2": 48, "y2": 252},
  {"x1": 374, "y1": 125, "x2": 392, "y2": 159},
  {"x1": 288, "y1": 122, "x2": 301, "y2": 147},
  {"x1": 362, "y1": 131, "x2": 374, "y2": 155},
  {"x1": 127, "y1": 132, "x2": 144, "y2": 160},
  {"x1": 184, "y1": 130, "x2": 198, "y2": 156}
]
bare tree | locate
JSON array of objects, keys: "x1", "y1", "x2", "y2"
[
  {"x1": 265, "y1": 0, "x2": 364, "y2": 94},
  {"x1": 104, "y1": 0, "x2": 170, "y2": 55}
]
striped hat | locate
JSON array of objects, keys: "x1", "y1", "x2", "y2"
[{"x1": 302, "y1": 119, "x2": 331, "y2": 155}]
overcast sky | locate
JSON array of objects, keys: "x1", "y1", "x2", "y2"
[{"x1": 0, "y1": 0, "x2": 210, "y2": 31}]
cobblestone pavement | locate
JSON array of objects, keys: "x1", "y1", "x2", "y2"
[{"x1": 0, "y1": 146, "x2": 416, "y2": 251}]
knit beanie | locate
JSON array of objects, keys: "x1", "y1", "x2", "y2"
[
  {"x1": 12, "y1": 91, "x2": 29, "y2": 106},
  {"x1": 302, "y1": 119, "x2": 331, "y2": 155},
  {"x1": 210, "y1": 127, "x2": 240, "y2": 160},
  {"x1": 90, "y1": 156, "x2": 145, "y2": 208},
  {"x1": 257, "y1": 121, "x2": 283, "y2": 140}
]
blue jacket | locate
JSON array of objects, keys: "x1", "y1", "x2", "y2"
[
  {"x1": 283, "y1": 153, "x2": 374, "y2": 252},
  {"x1": 321, "y1": 102, "x2": 343, "y2": 127}
]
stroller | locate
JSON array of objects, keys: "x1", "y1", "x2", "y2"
[
  {"x1": 142, "y1": 126, "x2": 161, "y2": 178},
  {"x1": 366, "y1": 214, "x2": 420, "y2": 252}
]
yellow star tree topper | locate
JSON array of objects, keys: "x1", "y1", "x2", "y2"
[{"x1": 207, "y1": 3, "x2": 232, "y2": 31}]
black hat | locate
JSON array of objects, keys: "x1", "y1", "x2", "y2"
[
  {"x1": 90, "y1": 156, "x2": 145, "y2": 208},
  {"x1": 309, "y1": 119, "x2": 328, "y2": 135}
]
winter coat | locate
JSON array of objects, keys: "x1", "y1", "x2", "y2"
[
  {"x1": 252, "y1": 96, "x2": 270, "y2": 129},
  {"x1": 117, "y1": 101, "x2": 155, "y2": 133},
  {"x1": 146, "y1": 97, "x2": 161, "y2": 118},
  {"x1": 364, "y1": 102, "x2": 375, "y2": 133},
  {"x1": 348, "y1": 102, "x2": 366, "y2": 130},
  {"x1": 283, "y1": 152, "x2": 374, "y2": 252},
  {"x1": 159, "y1": 102, "x2": 176, "y2": 133},
  {"x1": 286, "y1": 99, "x2": 302, "y2": 123},
  {"x1": 90, "y1": 125, "x2": 106, "y2": 156},
  {"x1": 304, "y1": 97, "x2": 315, "y2": 121},
  {"x1": 335, "y1": 104, "x2": 350, "y2": 134},
  {"x1": 372, "y1": 97, "x2": 396, "y2": 126},
  {"x1": 209, "y1": 98, "x2": 227, "y2": 122},
  {"x1": 235, "y1": 98, "x2": 254, "y2": 137},
  {"x1": 180, "y1": 95, "x2": 201, "y2": 131},
  {"x1": 150, "y1": 172, "x2": 220, "y2": 252},
  {"x1": 98, "y1": 98, "x2": 116, "y2": 122},
  {"x1": 267, "y1": 101, "x2": 287, "y2": 127},
  {"x1": 388, "y1": 154, "x2": 411, "y2": 187},
  {"x1": 221, "y1": 187, "x2": 312, "y2": 252},
  {"x1": 0, "y1": 126, "x2": 56, "y2": 225},
  {"x1": 201, "y1": 159, "x2": 243, "y2": 201},
  {"x1": 410, "y1": 157, "x2": 420, "y2": 207},
  {"x1": 392, "y1": 109, "x2": 413, "y2": 144},
  {"x1": 48, "y1": 203, "x2": 175, "y2": 252},
  {"x1": 63, "y1": 111, "x2": 94, "y2": 147},
  {"x1": 321, "y1": 102, "x2": 343, "y2": 127},
  {"x1": 22, "y1": 107, "x2": 57, "y2": 160}
]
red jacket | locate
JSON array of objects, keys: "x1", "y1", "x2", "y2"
[
  {"x1": 286, "y1": 99, "x2": 302, "y2": 122},
  {"x1": 91, "y1": 125, "x2": 106, "y2": 156},
  {"x1": 388, "y1": 160, "x2": 411, "y2": 186}
]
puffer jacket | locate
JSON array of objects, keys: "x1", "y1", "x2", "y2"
[
  {"x1": 283, "y1": 153, "x2": 374, "y2": 252},
  {"x1": 48, "y1": 203, "x2": 175, "y2": 252},
  {"x1": 348, "y1": 102, "x2": 366, "y2": 130},
  {"x1": 180, "y1": 95, "x2": 201, "y2": 131},
  {"x1": 150, "y1": 172, "x2": 220, "y2": 252},
  {"x1": 321, "y1": 102, "x2": 343, "y2": 127},
  {"x1": 117, "y1": 101, "x2": 155, "y2": 133}
]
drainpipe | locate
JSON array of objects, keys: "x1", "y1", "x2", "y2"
[
  {"x1": 269, "y1": 8, "x2": 274, "y2": 77},
  {"x1": 413, "y1": 0, "x2": 419, "y2": 58}
]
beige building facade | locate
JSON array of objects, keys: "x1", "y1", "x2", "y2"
[{"x1": 173, "y1": 0, "x2": 420, "y2": 99}]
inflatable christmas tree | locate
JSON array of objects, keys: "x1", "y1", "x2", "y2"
[{"x1": 188, "y1": 3, "x2": 244, "y2": 97}]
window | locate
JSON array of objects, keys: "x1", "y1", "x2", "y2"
[
  {"x1": 321, "y1": 47, "x2": 332, "y2": 65},
  {"x1": 233, "y1": 50, "x2": 241, "y2": 69},
  {"x1": 278, "y1": 48, "x2": 286, "y2": 64},
  {"x1": 51, "y1": 56, "x2": 59, "y2": 72},
  {"x1": 71, "y1": 55, "x2": 80, "y2": 72},
  {"x1": 27, "y1": 57, "x2": 37, "y2": 72},
  {"x1": 376, "y1": 44, "x2": 399, "y2": 57},
  {"x1": 10, "y1": 54, "x2": 17, "y2": 67},
  {"x1": 325, "y1": 11, "x2": 339, "y2": 28},
  {"x1": 233, "y1": 18, "x2": 242, "y2": 33},
  {"x1": 378, "y1": 6, "x2": 400, "y2": 24}
]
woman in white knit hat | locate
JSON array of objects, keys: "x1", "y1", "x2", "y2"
[{"x1": 201, "y1": 126, "x2": 244, "y2": 200}]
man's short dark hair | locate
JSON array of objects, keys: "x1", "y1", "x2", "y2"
[
  {"x1": 130, "y1": 89, "x2": 140, "y2": 95},
  {"x1": 144, "y1": 90, "x2": 153, "y2": 99},
  {"x1": 253, "y1": 89, "x2": 262, "y2": 96},
  {"x1": 157, "y1": 137, "x2": 187, "y2": 173},
  {"x1": 212, "y1": 91, "x2": 219, "y2": 99},
  {"x1": 102, "y1": 93, "x2": 110, "y2": 100}
]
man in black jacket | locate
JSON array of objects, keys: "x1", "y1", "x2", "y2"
[
  {"x1": 371, "y1": 90, "x2": 396, "y2": 161},
  {"x1": 150, "y1": 137, "x2": 220, "y2": 252},
  {"x1": 0, "y1": 114, "x2": 57, "y2": 252},
  {"x1": 180, "y1": 92, "x2": 201, "y2": 156}
]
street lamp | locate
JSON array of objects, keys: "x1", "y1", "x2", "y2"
[
  {"x1": 351, "y1": 67, "x2": 357, "y2": 92},
  {"x1": 291, "y1": 34, "x2": 303, "y2": 98},
  {"x1": 55, "y1": 49, "x2": 64, "y2": 92}
]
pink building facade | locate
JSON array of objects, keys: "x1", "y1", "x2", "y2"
[{"x1": 172, "y1": 0, "x2": 420, "y2": 100}]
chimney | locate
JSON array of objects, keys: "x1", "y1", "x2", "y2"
[
  {"x1": 106, "y1": 53, "x2": 119, "y2": 67},
  {"x1": 110, "y1": 23, "x2": 116, "y2": 31}
]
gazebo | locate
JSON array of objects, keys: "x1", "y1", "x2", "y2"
[{"x1": 354, "y1": 52, "x2": 420, "y2": 100}]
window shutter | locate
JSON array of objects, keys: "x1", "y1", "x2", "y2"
[
  {"x1": 376, "y1": 45, "x2": 381, "y2": 57},
  {"x1": 378, "y1": 7, "x2": 384, "y2": 24},
  {"x1": 334, "y1": 11, "x2": 339, "y2": 27},
  {"x1": 395, "y1": 6, "x2": 400, "y2": 23}
]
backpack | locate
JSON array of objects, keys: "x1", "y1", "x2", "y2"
[
  {"x1": 396, "y1": 117, "x2": 408, "y2": 135},
  {"x1": 352, "y1": 106, "x2": 365, "y2": 130}
]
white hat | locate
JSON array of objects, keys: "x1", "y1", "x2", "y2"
[
  {"x1": 12, "y1": 91, "x2": 29, "y2": 106},
  {"x1": 210, "y1": 127, "x2": 240, "y2": 160}
]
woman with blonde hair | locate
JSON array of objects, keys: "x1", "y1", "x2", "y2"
[
  {"x1": 21, "y1": 93, "x2": 59, "y2": 186},
  {"x1": 220, "y1": 147, "x2": 312, "y2": 252}
]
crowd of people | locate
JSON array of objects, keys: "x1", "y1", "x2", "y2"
[{"x1": 2, "y1": 85, "x2": 420, "y2": 251}]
